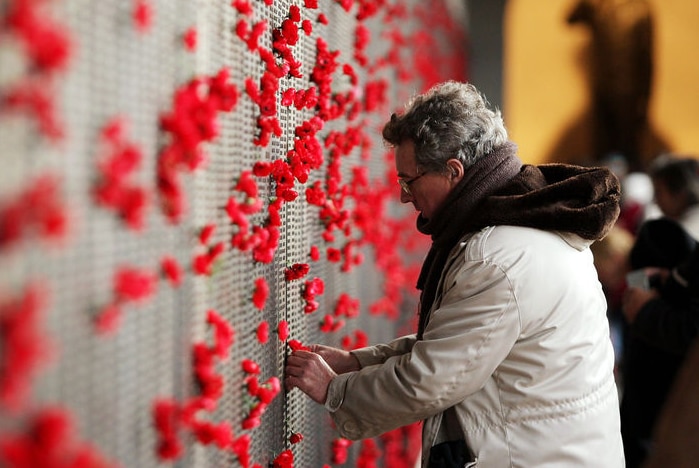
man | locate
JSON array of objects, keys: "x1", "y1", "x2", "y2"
[{"x1": 285, "y1": 81, "x2": 625, "y2": 467}]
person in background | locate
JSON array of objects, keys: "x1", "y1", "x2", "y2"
[
  {"x1": 591, "y1": 225, "x2": 635, "y2": 377},
  {"x1": 643, "y1": 338, "x2": 699, "y2": 468},
  {"x1": 285, "y1": 81, "x2": 625, "y2": 467},
  {"x1": 619, "y1": 217, "x2": 698, "y2": 467},
  {"x1": 648, "y1": 155, "x2": 699, "y2": 240}
]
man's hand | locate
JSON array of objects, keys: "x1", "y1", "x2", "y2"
[
  {"x1": 622, "y1": 286, "x2": 659, "y2": 324},
  {"x1": 284, "y1": 350, "x2": 337, "y2": 404},
  {"x1": 309, "y1": 344, "x2": 361, "y2": 374}
]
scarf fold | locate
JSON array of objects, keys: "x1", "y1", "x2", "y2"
[{"x1": 415, "y1": 142, "x2": 621, "y2": 339}]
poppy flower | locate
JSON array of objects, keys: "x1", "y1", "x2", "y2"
[
  {"x1": 0, "y1": 284, "x2": 52, "y2": 411},
  {"x1": 94, "y1": 302, "x2": 123, "y2": 336},
  {"x1": 241, "y1": 359, "x2": 260, "y2": 375},
  {"x1": 273, "y1": 449, "x2": 294, "y2": 468},
  {"x1": 284, "y1": 263, "x2": 309, "y2": 281},
  {"x1": 252, "y1": 277, "x2": 269, "y2": 310},
  {"x1": 133, "y1": 0, "x2": 153, "y2": 33},
  {"x1": 288, "y1": 339, "x2": 308, "y2": 351},
  {"x1": 277, "y1": 320, "x2": 289, "y2": 341},
  {"x1": 153, "y1": 398, "x2": 184, "y2": 460},
  {"x1": 309, "y1": 245, "x2": 320, "y2": 261},
  {"x1": 289, "y1": 432, "x2": 304, "y2": 444},
  {"x1": 259, "y1": 376, "x2": 281, "y2": 403},
  {"x1": 231, "y1": 0, "x2": 253, "y2": 15},
  {"x1": 190, "y1": 419, "x2": 233, "y2": 449},
  {"x1": 160, "y1": 256, "x2": 183, "y2": 287},
  {"x1": 183, "y1": 27, "x2": 197, "y2": 51},
  {"x1": 207, "y1": 310, "x2": 235, "y2": 359},
  {"x1": 231, "y1": 434, "x2": 251, "y2": 467},
  {"x1": 114, "y1": 266, "x2": 157, "y2": 303},
  {"x1": 256, "y1": 321, "x2": 269, "y2": 344},
  {"x1": 199, "y1": 224, "x2": 216, "y2": 245},
  {"x1": 331, "y1": 438, "x2": 352, "y2": 464}
]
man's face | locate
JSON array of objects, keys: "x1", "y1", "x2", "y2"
[{"x1": 394, "y1": 140, "x2": 455, "y2": 220}]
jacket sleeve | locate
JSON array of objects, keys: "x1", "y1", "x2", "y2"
[
  {"x1": 326, "y1": 257, "x2": 521, "y2": 440},
  {"x1": 350, "y1": 334, "x2": 417, "y2": 368}
]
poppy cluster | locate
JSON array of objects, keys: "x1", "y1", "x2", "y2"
[
  {"x1": 93, "y1": 117, "x2": 149, "y2": 231},
  {"x1": 1, "y1": 0, "x2": 72, "y2": 140},
  {"x1": 0, "y1": 0, "x2": 469, "y2": 465}
]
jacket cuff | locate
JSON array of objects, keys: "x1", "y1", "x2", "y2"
[{"x1": 325, "y1": 373, "x2": 351, "y2": 412}]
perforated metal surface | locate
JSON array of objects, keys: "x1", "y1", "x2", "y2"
[{"x1": 0, "y1": 0, "x2": 467, "y2": 466}]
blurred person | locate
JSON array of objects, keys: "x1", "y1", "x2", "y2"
[
  {"x1": 591, "y1": 225, "x2": 635, "y2": 374},
  {"x1": 643, "y1": 339, "x2": 699, "y2": 468},
  {"x1": 285, "y1": 81, "x2": 625, "y2": 467},
  {"x1": 618, "y1": 217, "x2": 698, "y2": 467},
  {"x1": 648, "y1": 155, "x2": 699, "y2": 240}
]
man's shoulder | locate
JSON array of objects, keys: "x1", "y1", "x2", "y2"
[{"x1": 459, "y1": 226, "x2": 590, "y2": 260}]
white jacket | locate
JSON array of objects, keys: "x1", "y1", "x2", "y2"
[{"x1": 326, "y1": 225, "x2": 625, "y2": 467}]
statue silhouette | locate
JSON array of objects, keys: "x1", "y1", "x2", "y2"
[{"x1": 547, "y1": 0, "x2": 669, "y2": 170}]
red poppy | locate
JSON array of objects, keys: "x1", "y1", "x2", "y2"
[
  {"x1": 331, "y1": 438, "x2": 352, "y2": 464},
  {"x1": 231, "y1": 0, "x2": 254, "y2": 15},
  {"x1": 309, "y1": 245, "x2": 320, "y2": 261},
  {"x1": 0, "y1": 284, "x2": 52, "y2": 411},
  {"x1": 133, "y1": 0, "x2": 153, "y2": 33},
  {"x1": 207, "y1": 310, "x2": 235, "y2": 359},
  {"x1": 241, "y1": 359, "x2": 260, "y2": 375},
  {"x1": 288, "y1": 339, "x2": 308, "y2": 351},
  {"x1": 252, "y1": 277, "x2": 269, "y2": 310},
  {"x1": 183, "y1": 27, "x2": 197, "y2": 51},
  {"x1": 231, "y1": 434, "x2": 251, "y2": 467},
  {"x1": 160, "y1": 256, "x2": 183, "y2": 287},
  {"x1": 94, "y1": 302, "x2": 123, "y2": 336},
  {"x1": 114, "y1": 266, "x2": 157, "y2": 303},
  {"x1": 284, "y1": 263, "x2": 310, "y2": 281},
  {"x1": 289, "y1": 432, "x2": 304, "y2": 444},
  {"x1": 199, "y1": 224, "x2": 216, "y2": 245},
  {"x1": 277, "y1": 320, "x2": 289, "y2": 341},
  {"x1": 273, "y1": 449, "x2": 294, "y2": 468},
  {"x1": 191, "y1": 419, "x2": 233, "y2": 449},
  {"x1": 256, "y1": 321, "x2": 269, "y2": 344}
]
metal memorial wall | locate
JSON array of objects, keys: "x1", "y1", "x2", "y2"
[{"x1": 0, "y1": 0, "x2": 467, "y2": 466}]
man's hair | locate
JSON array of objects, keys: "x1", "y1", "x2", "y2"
[
  {"x1": 382, "y1": 81, "x2": 508, "y2": 173},
  {"x1": 649, "y1": 154, "x2": 699, "y2": 207}
]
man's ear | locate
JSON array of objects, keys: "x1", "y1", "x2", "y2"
[{"x1": 446, "y1": 159, "x2": 464, "y2": 179}]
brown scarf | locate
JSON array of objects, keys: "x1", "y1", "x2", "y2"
[{"x1": 415, "y1": 142, "x2": 621, "y2": 338}]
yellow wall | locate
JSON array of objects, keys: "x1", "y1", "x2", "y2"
[{"x1": 504, "y1": 0, "x2": 699, "y2": 165}]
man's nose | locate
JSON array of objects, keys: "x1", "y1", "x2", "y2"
[{"x1": 400, "y1": 188, "x2": 412, "y2": 203}]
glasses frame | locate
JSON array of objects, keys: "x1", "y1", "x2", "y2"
[{"x1": 398, "y1": 172, "x2": 426, "y2": 195}]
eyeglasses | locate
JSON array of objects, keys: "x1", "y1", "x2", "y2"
[{"x1": 397, "y1": 172, "x2": 426, "y2": 195}]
